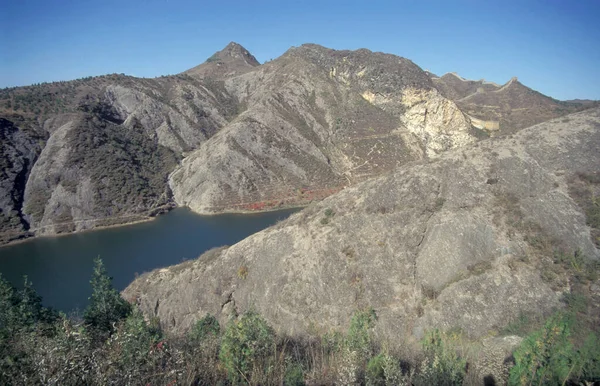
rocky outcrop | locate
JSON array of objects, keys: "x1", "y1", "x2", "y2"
[{"x1": 125, "y1": 108, "x2": 600, "y2": 346}]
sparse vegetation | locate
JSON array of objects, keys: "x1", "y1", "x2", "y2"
[
  {"x1": 508, "y1": 312, "x2": 600, "y2": 385},
  {"x1": 237, "y1": 265, "x2": 249, "y2": 279},
  {"x1": 2, "y1": 265, "x2": 599, "y2": 385}
]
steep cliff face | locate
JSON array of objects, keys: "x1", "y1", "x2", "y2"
[
  {"x1": 22, "y1": 115, "x2": 179, "y2": 235},
  {"x1": 0, "y1": 119, "x2": 42, "y2": 243},
  {"x1": 125, "y1": 108, "x2": 600, "y2": 344},
  {"x1": 169, "y1": 44, "x2": 474, "y2": 213}
]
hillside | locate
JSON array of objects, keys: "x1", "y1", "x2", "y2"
[
  {"x1": 170, "y1": 44, "x2": 474, "y2": 214},
  {"x1": 0, "y1": 72, "x2": 238, "y2": 244},
  {"x1": 125, "y1": 108, "x2": 600, "y2": 370},
  {"x1": 0, "y1": 43, "x2": 475, "y2": 244},
  {"x1": 1, "y1": 42, "x2": 595, "y2": 245},
  {"x1": 432, "y1": 73, "x2": 597, "y2": 134}
]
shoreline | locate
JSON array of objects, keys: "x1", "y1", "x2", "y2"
[
  {"x1": 0, "y1": 205, "x2": 174, "y2": 249},
  {"x1": 0, "y1": 204, "x2": 306, "y2": 249}
]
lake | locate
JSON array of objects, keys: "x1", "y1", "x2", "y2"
[{"x1": 0, "y1": 207, "x2": 298, "y2": 313}]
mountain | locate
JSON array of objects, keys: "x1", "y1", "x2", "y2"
[
  {"x1": 184, "y1": 41, "x2": 260, "y2": 80},
  {"x1": 432, "y1": 72, "x2": 598, "y2": 134},
  {"x1": 124, "y1": 108, "x2": 600, "y2": 377},
  {"x1": 0, "y1": 73, "x2": 238, "y2": 243},
  {"x1": 0, "y1": 42, "x2": 596, "y2": 245},
  {"x1": 0, "y1": 43, "x2": 475, "y2": 244},
  {"x1": 170, "y1": 44, "x2": 473, "y2": 214}
]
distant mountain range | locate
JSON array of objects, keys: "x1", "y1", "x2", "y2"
[{"x1": 0, "y1": 42, "x2": 596, "y2": 245}]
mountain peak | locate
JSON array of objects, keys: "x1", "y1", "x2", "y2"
[
  {"x1": 207, "y1": 42, "x2": 259, "y2": 66},
  {"x1": 184, "y1": 42, "x2": 259, "y2": 78}
]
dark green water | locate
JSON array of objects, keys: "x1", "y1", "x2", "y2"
[{"x1": 0, "y1": 207, "x2": 298, "y2": 313}]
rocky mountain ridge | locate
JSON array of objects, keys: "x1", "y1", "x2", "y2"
[
  {"x1": 0, "y1": 42, "x2": 596, "y2": 245},
  {"x1": 432, "y1": 72, "x2": 597, "y2": 133}
]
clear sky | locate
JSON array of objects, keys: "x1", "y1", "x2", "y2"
[{"x1": 1, "y1": 0, "x2": 599, "y2": 100}]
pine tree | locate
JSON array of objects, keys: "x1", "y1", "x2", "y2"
[{"x1": 84, "y1": 257, "x2": 131, "y2": 337}]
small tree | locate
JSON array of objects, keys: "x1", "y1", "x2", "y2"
[
  {"x1": 84, "y1": 257, "x2": 131, "y2": 338},
  {"x1": 219, "y1": 311, "x2": 275, "y2": 384}
]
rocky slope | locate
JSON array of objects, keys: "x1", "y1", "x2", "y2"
[
  {"x1": 0, "y1": 119, "x2": 42, "y2": 243},
  {"x1": 432, "y1": 72, "x2": 597, "y2": 134},
  {"x1": 125, "y1": 108, "x2": 600, "y2": 348},
  {"x1": 0, "y1": 72, "x2": 238, "y2": 242}
]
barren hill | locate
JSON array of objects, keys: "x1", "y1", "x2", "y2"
[{"x1": 125, "y1": 107, "x2": 600, "y2": 355}]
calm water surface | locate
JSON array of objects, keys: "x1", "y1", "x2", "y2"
[{"x1": 0, "y1": 208, "x2": 298, "y2": 313}]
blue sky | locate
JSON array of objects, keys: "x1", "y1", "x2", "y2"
[{"x1": 1, "y1": 0, "x2": 599, "y2": 100}]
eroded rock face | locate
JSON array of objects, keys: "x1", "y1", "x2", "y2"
[
  {"x1": 125, "y1": 108, "x2": 600, "y2": 345},
  {"x1": 399, "y1": 87, "x2": 474, "y2": 157},
  {"x1": 0, "y1": 118, "x2": 42, "y2": 243},
  {"x1": 22, "y1": 115, "x2": 178, "y2": 235},
  {"x1": 0, "y1": 68, "x2": 236, "y2": 241}
]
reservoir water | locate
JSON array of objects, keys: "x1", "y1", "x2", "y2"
[{"x1": 0, "y1": 207, "x2": 298, "y2": 313}]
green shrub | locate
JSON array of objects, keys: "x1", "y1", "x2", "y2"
[
  {"x1": 508, "y1": 313, "x2": 574, "y2": 385},
  {"x1": 84, "y1": 257, "x2": 132, "y2": 339},
  {"x1": 101, "y1": 307, "x2": 167, "y2": 384},
  {"x1": 219, "y1": 311, "x2": 275, "y2": 384},
  {"x1": 190, "y1": 313, "x2": 220, "y2": 342},
  {"x1": 366, "y1": 353, "x2": 386, "y2": 385},
  {"x1": 508, "y1": 312, "x2": 600, "y2": 385},
  {"x1": 415, "y1": 329, "x2": 466, "y2": 386},
  {"x1": 346, "y1": 308, "x2": 377, "y2": 356},
  {"x1": 575, "y1": 333, "x2": 600, "y2": 382},
  {"x1": 284, "y1": 360, "x2": 305, "y2": 386}
]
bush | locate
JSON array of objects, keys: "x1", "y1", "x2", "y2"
[
  {"x1": 219, "y1": 311, "x2": 275, "y2": 383},
  {"x1": 337, "y1": 308, "x2": 378, "y2": 385},
  {"x1": 346, "y1": 308, "x2": 377, "y2": 356},
  {"x1": 284, "y1": 360, "x2": 305, "y2": 386},
  {"x1": 102, "y1": 307, "x2": 167, "y2": 383},
  {"x1": 509, "y1": 313, "x2": 574, "y2": 385},
  {"x1": 366, "y1": 353, "x2": 386, "y2": 385},
  {"x1": 415, "y1": 329, "x2": 466, "y2": 386},
  {"x1": 509, "y1": 312, "x2": 600, "y2": 385},
  {"x1": 84, "y1": 257, "x2": 132, "y2": 339},
  {"x1": 190, "y1": 313, "x2": 220, "y2": 342}
]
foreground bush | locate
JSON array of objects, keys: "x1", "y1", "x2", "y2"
[
  {"x1": 509, "y1": 312, "x2": 600, "y2": 385},
  {"x1": 84, "y1": 257, "x2": 132, "y2": 339},
  {"x1": 219, "y1": 311, "x2": 276, "y2": 384}
]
